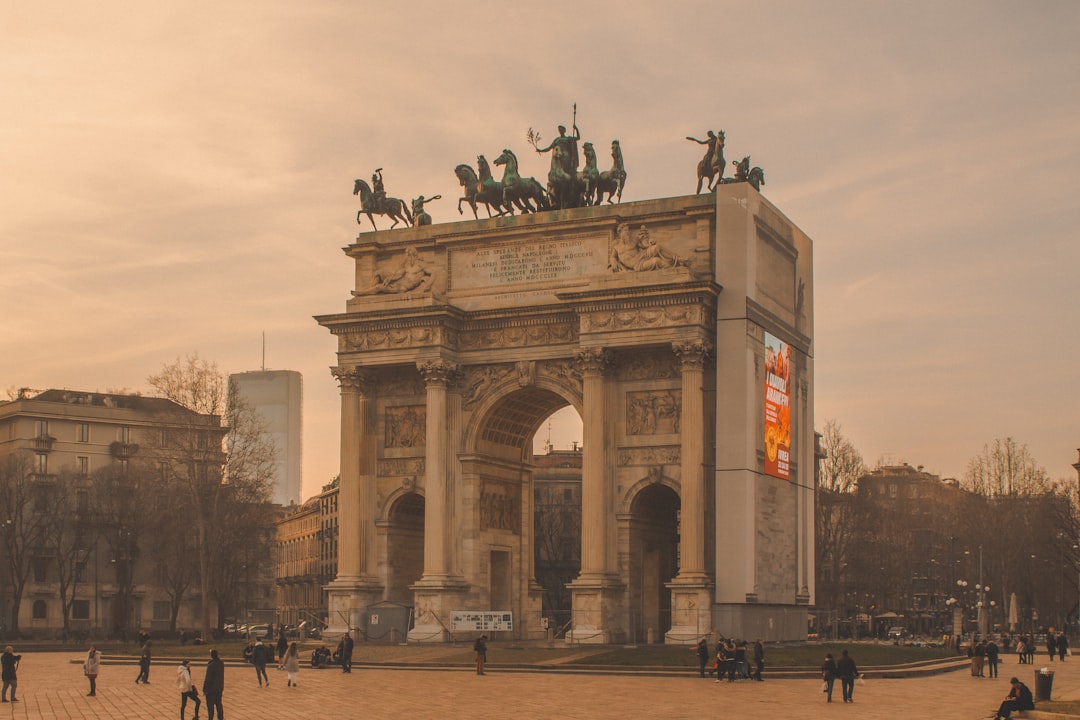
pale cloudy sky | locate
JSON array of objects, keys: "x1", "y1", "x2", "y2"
[{"x1": 3, "y1": 1, "x2": 1078, "y2": 499}]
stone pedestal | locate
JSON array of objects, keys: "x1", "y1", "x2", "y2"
[
  {"x1": 407, "y1": 580, "x2": 470, "y2": 644},
  {"x1": 325, "y1": 578, "x2": 384, "y2": 637},
  {"x1": 567, "y1": 576, "x2": 625, "y2": 644},
  {"x1": 665, "y1": 577, "x2": 714, "y2": 644}
]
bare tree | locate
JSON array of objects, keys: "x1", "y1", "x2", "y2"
[
  {"x1": 0, "y1": 454, "x2": 47, "y2": 633},
  {"x1": 40, "y1": 470, "x2": 97, "y2": 639},
  {"x1": 815, "y1": 420, "x2": 867, "y2": 623},
  {"x1": 962, "y1": 437, "x2": 1054, "y2": 497},
  {"x1": 146, "y1": 354, "x2": 275, "y2": 639}
]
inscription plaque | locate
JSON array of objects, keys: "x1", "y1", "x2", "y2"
[{"x1": 450, "y1": 235, "x2": 606, "y2": 290}]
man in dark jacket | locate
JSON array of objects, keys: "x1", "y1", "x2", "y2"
[
  {"x1": 836, "y1": 649, "x2": 859, "y2": 703},
  {"x1": 252, "y1": 640, "x2": 270, "y2": 687},
  {"x1": 1, "y1": 645, "x2": 21, "y2": 702},
  {"x1": 203, "y1": 649, "x2": 225, "y2": 720},
  {"x1": 995, "y1": 676, "x2": 1035, "y2": 719},
  {"x1": 340, "y1": 632, "x2": 354, "y2": 673}
]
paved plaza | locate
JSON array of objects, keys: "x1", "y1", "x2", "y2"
[{"x1": 2, "y1": 648, "x2": 1078, "y2": 720}]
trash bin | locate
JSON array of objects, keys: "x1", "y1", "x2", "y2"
[{"x1": 1035, "y1": 669, "x2": 1054, "y2": 702}]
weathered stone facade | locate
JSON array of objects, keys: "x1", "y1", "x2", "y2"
[{"x1": 316, "y1": 185, "x2": 814, "y2": 643}]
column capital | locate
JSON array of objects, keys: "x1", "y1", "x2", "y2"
[
  {"x1": 672, "y1": 340, "x2": 712, "y2": 370},
  {"x1": 417, "y1": 359, "x2": 460, "y2": 386},
  {"x1": 575, "y1": 348, "x2": 611, "y2": 376},
  {"x1": 331, "y1": 365, "x2": 371, "y2": 392}
]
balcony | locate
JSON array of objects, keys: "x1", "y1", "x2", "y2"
[
  {"x1": 31, "y1": 435, "x2": 56, "y2": 452},
  {"x1": 109, "y1": 441, "x2": 140, "y2": 459}
]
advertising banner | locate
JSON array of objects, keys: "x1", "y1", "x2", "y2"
[{"x1": 764, "y1": 332, "x2": 792, "y2": 480}]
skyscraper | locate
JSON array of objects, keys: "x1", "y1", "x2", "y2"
[{"x1": 230, "y1": 370, "x2": 302, "y2": 506}]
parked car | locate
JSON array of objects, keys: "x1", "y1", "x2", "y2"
[
  {"x1": 246, "y1": 624, "x2": 272, "y2": 640},
  {"x1": 887, "y1": 626, "x2": 909, "y2": 639}
]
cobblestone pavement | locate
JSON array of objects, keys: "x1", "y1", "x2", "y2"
[{"x1": 1, "y1": 650, "x2": 1076, "y2": 720}]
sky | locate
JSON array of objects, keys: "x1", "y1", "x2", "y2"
[{"x1": 2, "y1": 1, "x2": 1078, "y2": 500}]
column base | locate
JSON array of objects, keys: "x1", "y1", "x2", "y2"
[
  {"x1": 567, "y1": 574, "x2": 625, "y2": 644},
  {"x1": 325, "y1": 576, "x2": 384, "y2": 638},
  {"x1": 407, "y1": 577, "x2": 470, "y2": 644},
  {"x1": 665, "y1": 575, "x2": 714, "y2": 645}
]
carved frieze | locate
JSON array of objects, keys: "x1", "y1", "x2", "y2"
[
  {"x1": 342, "y1": 325, "x2": 438, "y2": 353},
  {"x1": 538, "y1": 359, "x2": 582, "y2": 391},
  {"x1": 615, "y1": 348, "x2": 678, "y2": 381},
  {"x1": 626, "y1": 389, "x2": 681, "y2": 435},
  {"x1": 618, "y1": 445, "x2": 681, "y2": 466},
  {"x1": 384, "y1": 405, "x2": 426, "y2": 448},
  {"x1": 379, "y1": 369, "x2": 424, "y2": 398},
  {"x1": 581, "y1": 305, "x2": 699, "y2": 334},
  {"x1": 458, "y1": 320, "x2": 576, "y2": 350},
  {"x1": 352, "y1": 247, "x2": 436, "y2": 296},
  {"x1": 377, "y1": 457, "x2": 425, "y2": 477},
  {"x1": 609, "y1": 223, "x2": 687, "y2": 272},
  {"x1": 480, "y1": 479, "x2": 520, "y2": 533}
]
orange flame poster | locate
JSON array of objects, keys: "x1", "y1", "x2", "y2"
[{"x1": 764, "y1": 332, "x2": 791, "y2": 480}]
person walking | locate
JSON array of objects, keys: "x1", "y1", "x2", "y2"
[
  {"x1": 251, "y1": 640, "x2": 270, "y2": 687},
  {"x1": 1, "y1": 645, "x2": 21, "y2": 702},
  {"x1": 821, "y1": 652, "x2": 838, "y2": 703},
  {"x1": 752, "y1": 639, "x2": 765, "y2": 681},
  {"x1": 283, "y1": 642, "x2": 300, "y2": 687},
  {"x1": 340, "y1": 632, "x2": 354, "y2": 674},
  {"x1": 1058, "y1": 632, "x2": 1068, "y2": 661},
  {"x1": 836, "y1": 649, "x2": 859, "y2": 703},
  {"x1": 1047, "y1": 633, "x2": 1057, "y2": 662},
  {"x1": 473, "y1": 635, "x2": 488, "y2": 675},
  {"x1": 83, "y1": 645, "x2": 100, "y2": 697},
  {"x1": 202, "y1": 649, "x2": 224, "y2": 720},
  {"x1": 176, "y1": 659, "x2": 201, "y2": 720},
  {"x1": 136, "y1": 641, "x2": 152, "y2": 684}
]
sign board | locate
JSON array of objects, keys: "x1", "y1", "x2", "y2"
[
  {"x1": 450, "y1": 611, "x2": 513, "y2": 632},
  {"x1": 763, "y1": 331, "x2": 792, "y2": 480}
]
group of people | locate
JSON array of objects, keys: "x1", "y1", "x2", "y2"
[
  {"x1": 694, "y1": 637, "x2": 765, "y2": 682},
  {"x1": 820, "y1": 649, "x2": 860, "y2": 703},
  {"x1": 966, "y1": 637, "x2": 1002, "y2": 677}
]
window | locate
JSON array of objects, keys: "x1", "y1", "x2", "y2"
[
  {"x1": 118, "y1": 426, "x2": 131, "y2": 443},
  {"x1": 76, "y1": 560, "x2": 87, "y2": 583},
  {"x1": 116, "y1": 458, "x2": 129, "y2": 474},
  {"x1": 33, "y1": 557, "x2": 48, "y2": 582},
  {"x1": 77, "y1": 423, "x2": 90, "y2": 443},
  {"x1": 35, "y1": 453, "x2": 48, "y2": 474},
  {"x1": 32, "y1": 600, "x2": 47, "y2": 620},
  {"x1": 153, "y1": 601, "x2": 171, "y2": 621},
  {"x1": 563, "y1": 488, "x2": 573, "y2": 503},
  {"x1": 35, "y1": 419, "x2": 49, "y2": 437},
  {"x1": 77, "y1": 456, "x2": 89, "y2": 475},
  {"x1": 72, "y1": 600, "x2": 90, "y2": 620}
]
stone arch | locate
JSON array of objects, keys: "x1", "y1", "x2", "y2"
[
  {"x1": 627, "y1": 481, "x2": 680, "y2": 643},
  {"x1": 384, "y1": 491, "x2": 425, "y2": 605},
  {"x1": 464, "y1": 375, "x2": 581, "y2": 461}
]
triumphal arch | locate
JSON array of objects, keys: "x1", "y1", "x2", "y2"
[{"x1": 317, "y1": 183, "x2": 815, "y2": 643}]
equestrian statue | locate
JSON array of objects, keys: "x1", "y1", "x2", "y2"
[
  {"x1": 455, "y1": 159, "x2": 510, "y2": 219},
  {"x1": 493, "y1": 149, "x2": 549, "y2": 214},
  {"x1": 594, "y1": 139, "x2": 626, "y2": 204},
  {"x1": 353, "y1": 168, "x2": 413, "y2": 230},
  {"x1": 687, "y1": 129, "x2": 725, "y2": 193}
]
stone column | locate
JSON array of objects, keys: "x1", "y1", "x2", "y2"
[
  {"x1": 567, "y1": 348, "x2": 623, "y2": 644},
  {"x1": 577, "y1": 348, "x2": 610, "y2": 577},
  {"x1": 666, "y1": 341, "x2": 715, "y2": 643},
  {"x1": 325, "y1": 366, "x2": 382, "y2": 635},
  {"x1": 333, "y1": 366, "x2": 363, "y2": 580},
  {"x1": 673, "y1": 340, "x2": 711, "y2": 578},
  {"x1": 418, "y1": 360, "x2": 456, "y2": 579}
]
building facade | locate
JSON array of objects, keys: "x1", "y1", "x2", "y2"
[
  {"x1": 275, "y1": 484, "x2": 338, "y2": 629},
  {"x1": 0, "y1": 389, "x2": 218, "y2": 638}
]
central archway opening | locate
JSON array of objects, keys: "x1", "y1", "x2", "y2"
[{"x1": 471, "y1": 386, "x2": 582, "y2": 636}]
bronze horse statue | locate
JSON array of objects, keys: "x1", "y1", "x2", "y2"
[
  {"x1": 493, "y1": 149, "x2": 549, "y2": 214},
  {"x1": 594, "y1": 139, "x2": 626, "y2": 204},
  {"x1": 353, "y1": 178, "x2": 412, "y2": 230},
  {"x1": 731, "y1": 156, "x2": 765, "y2": 191},
  {"x1": 545, "y1": 145, "x2": 585, "y2": 210},
  {"x1": 455, "y1": 161, "x2": 509, "y2": 218}
]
